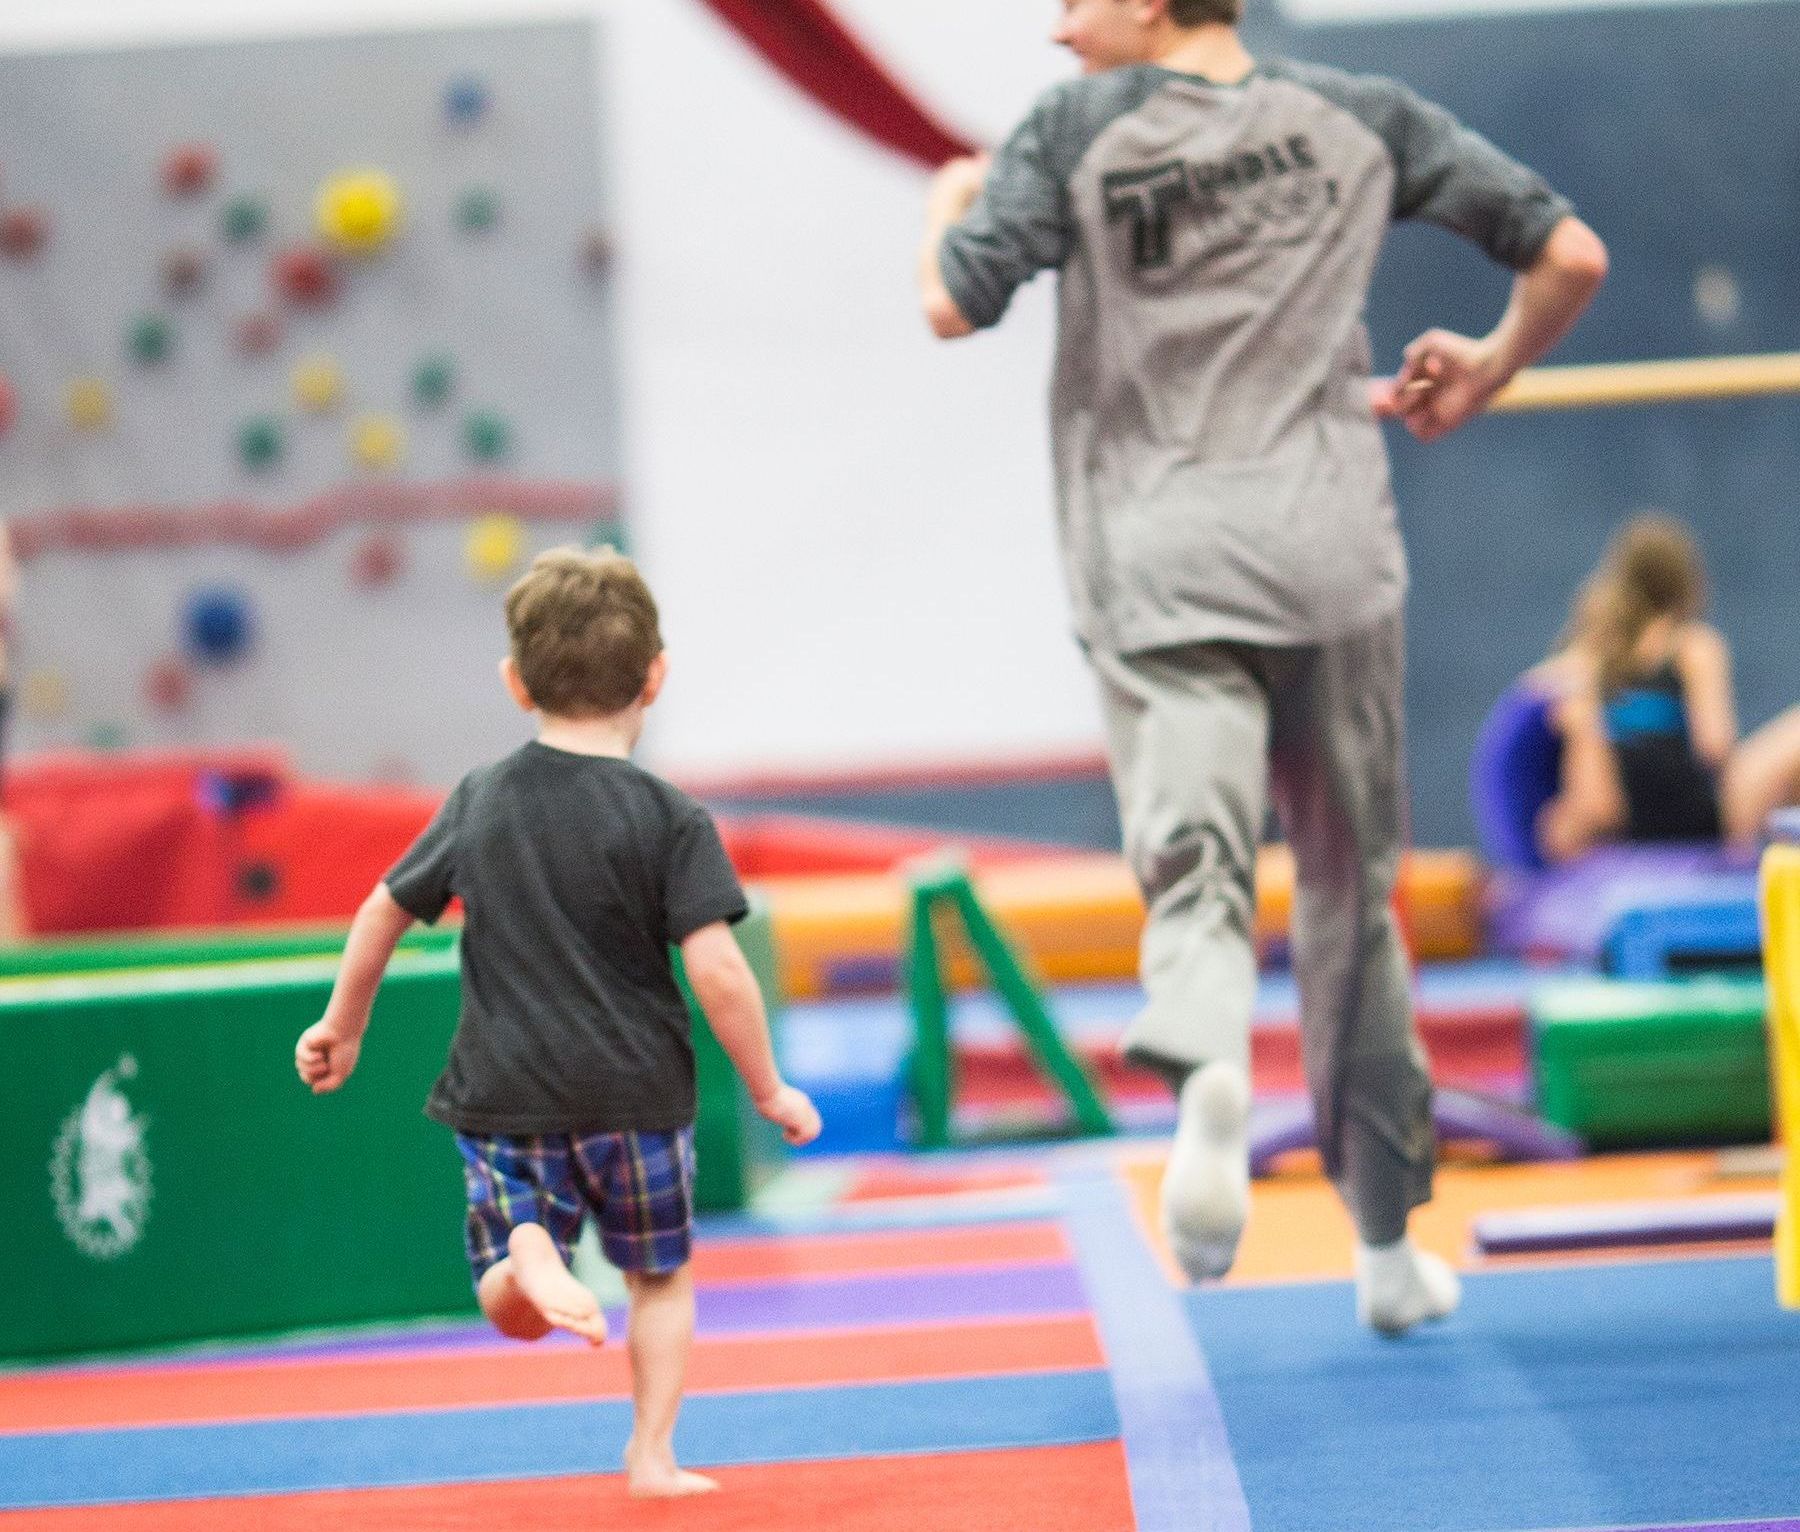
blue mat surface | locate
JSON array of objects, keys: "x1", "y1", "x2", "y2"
[
  {"x1": 1189, "y1": 1255, "x2": 1800, "y2": 1532},
  {"x1": 0, "y1": 1369, "x2": 1118, "y2": 1510}
]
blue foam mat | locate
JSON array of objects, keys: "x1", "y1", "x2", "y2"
[
  {"x1": 0, "y1": 1369, "x2": 1118, "y2": 1511},
  {"x1": 1189, "y1": 1255, "x2": 1800, "y2": 1532}
]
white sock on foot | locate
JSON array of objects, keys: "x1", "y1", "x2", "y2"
[
  {"x1": 1160, "y1": 1060, "x2": 1252, "y2": 1283},
  {"x1": 1354, "y1": 1236, "x2": 1461, "y2": 1336}
]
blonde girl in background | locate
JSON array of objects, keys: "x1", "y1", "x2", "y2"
[{"x1": 1536, "y1": 513, "x2": 1800, "y2": 862}]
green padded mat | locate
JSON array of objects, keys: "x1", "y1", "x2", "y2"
[
  {"x1": 1531, "y1": 976, "x2": 1772, "y2": 1148},
  {"x1": 1, "y1": 901, "x2": 782, "y2": 1361}
]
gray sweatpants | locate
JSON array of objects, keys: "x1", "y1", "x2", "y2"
[{"x1": 1090, "y1": 612, "x2": 1433, "y2": 1245}]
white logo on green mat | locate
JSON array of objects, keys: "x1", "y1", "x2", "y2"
[{"x1": 50, "y1": 1056, "x2": 153, "y2": 1260}]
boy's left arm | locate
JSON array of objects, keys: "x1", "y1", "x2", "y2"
[{"x1": 296, "y1": 884, "x2": 417, "y2": 1093}]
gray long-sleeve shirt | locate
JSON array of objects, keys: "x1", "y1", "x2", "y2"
[{"x1": 939, "y1": 60, "x2": 1573, "y2": 655}]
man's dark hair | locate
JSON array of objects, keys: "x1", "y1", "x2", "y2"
[{"x1": 1169, "y1": 0, "x2": 1243, "y2": 24}]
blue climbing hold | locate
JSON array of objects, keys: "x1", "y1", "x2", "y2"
[{"x1": 183, "y1": 587, "x2": 256, "y2": 665}]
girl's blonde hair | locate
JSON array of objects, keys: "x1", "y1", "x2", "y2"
[{"x1": 1561, "y1": 513, "x2": 1707, "y2": 693}]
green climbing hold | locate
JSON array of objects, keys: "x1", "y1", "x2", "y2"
[
  {"x1": 129, "y1": 314, "x2": 173, "y2": 365},
  {"x1": 88, "y1": 721, "x2": 130, "y2": 752},
  {"x1": 412, "y1": 354, "x2": 455, "y2": 408},
  {"x1": 585, "y1": 520, "x2": 627, "y2": 556},
  {"x1": 454, "y1": 186, "x2": 501, "y2": 234},
  {"x1": 237, "y1": 415, "x2": 284, "y2": 470},
  {"x1": 463, "y1": 409, "x2": 511, "y2": 463},
  {"x1": 222, "y1": 195, "x2": 270, "y2": 243}
]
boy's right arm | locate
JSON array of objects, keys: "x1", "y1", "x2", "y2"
[
  {"x1": 295, "y1": 883, "x2": 416, "y2": 1094},
  {"x1": 679, "y1": 921, "x2": 821, "y2": 1146}
]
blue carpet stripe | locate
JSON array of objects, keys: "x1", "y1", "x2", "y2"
[
  {"x1": 1059, "y1": 1167, "x2": 1251, "y2": 1532},
  {"x1": 0, "y1": 1368, "x2": 1118, "y2": 1511},
  {"x1": 1190, "y1": 1255, "x2": 1800, "y2": 1532}
]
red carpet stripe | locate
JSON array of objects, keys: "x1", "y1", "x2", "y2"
[
  {"x1": 691, "y1": 1220, "x2": 1068, "y2": 1283},
  {"x1": 0, "y1": 1315, "x2": 1103, "y2": 1434},
  {"x1": 0, "y1": 1440, "x2": 1133, "y2": 1531}
]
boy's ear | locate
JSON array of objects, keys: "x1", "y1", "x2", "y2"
[
  {"x1": 640, "y1": 651, "x2": 669, "y2": 708},
  {"x1": 499, "y1": 655, "x2": 535, "y2": 714}
]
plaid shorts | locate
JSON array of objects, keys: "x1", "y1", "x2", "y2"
[{"x1": 454, "y1": 1126, "x2": 695, "y2": 1282}]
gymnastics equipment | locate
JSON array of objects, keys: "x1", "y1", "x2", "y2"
[
  {"x1": 455, "y1": 186, "x2": 502, "y2": 234},
  {"x1": 64, "y1": 377, "x2": 111, "y2": 430},
  {"x1": 1469, "y1": 681, "x2": 1561, "y2": 871},
  {"x1": 767, "y1": 846, "x2": 1482, "y2": 1002},
  {"x1": 271, "y1": 244, "x2": 338, "y2": 305},
  {"x1": 127, "y1": 313, "x2": 172, "y2": 365},
  {"x1": 1250, "y1": 1089, "x2": 1582, "y2": 1177},
  {"x1": 233, "y1": 310, "x2": 283, "y2": 355},
  {"x1": 1758, "y1": 832, "x2": 1800, "y2": 1308},
  {"x1": 292, "y1": 355, "x2": 344, "y2": 412},
  {"x1": 1488, "y1": 843, "x2": 1756, "y2": 964},
  {"x1": 1, "y1": 205, "x2": 49, "y2": 259},
  {"x1": 1471, "y1": 1193, "x2": 1779, "y2": 1256},
  {"x1": 1493, "y1": 349, "x2": 1800, "y2": 413},
  {"x1": 904, "y1": 859, "x2": 1114, "y2": 1149},
  {"x1": 236, "y1": 415, "x2": 283, "y2": 470},
  {"x1": 351, "y1": 413, "x2": 406, "y2": 471},
  {"x1": 464, "y1": 513, "x2": 525, "y2": 581},
  {"x1": 0, "y1": 901, "x2": 781, "y2": 1360},
  {"x1": 142, "y1": 657, "x2": 194, "y2": 714},
  {"x1": 183, "y1": 587, "x2": 255, "y2": 664},
  {"x1": 1531, "y1": 976, "x2": 1771, "y2": 1148},
  {"x1": 316, "y1": 167, "x2": 403, "y2": 252},
  {"x1": 222, "y1": 194, "x2": 269, "y2": 243},
  {"x1": 1602, "y1": 873, "x2": 1761, "y2": 978},
  {"x1": 463, "y1": 408, "x2": 512, "y2": 461},
  {"x1": 350, "y1": 531, "x2": 406, "y2": 589},
  {"x1": 443, "y1": 73, "x2": 490, "y2": 124},
  {"x1": 160, "y1": 142, "x2": 217, "y2": 197},
  {"x1": 161, "y1": 247, "x2": 204, "y2": 296},
  {"x1": 412, "y1": 353, "x2": 455, "y2": 407}
]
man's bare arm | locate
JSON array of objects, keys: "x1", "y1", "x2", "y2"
[
  {"x1": 918, "y1": 155, "x2": 990, "y2": 340},
  {"x1": 1384, "y1": 215, "x2": 1609, "y2": 442}
]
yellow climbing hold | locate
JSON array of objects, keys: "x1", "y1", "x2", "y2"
[
  {"x1": 21, "y1": 668, "x2": 70, "y2": 719},
  {"x1": 464, "y1": 514, "x2": 526, "y2": 584},
  {"x1": 66, "y1": 377, "x2": 112, "y2": 431},
  {"x1": 351, "y1": 413, "x2": 405, "y2": 471},
  {"x1": 316, "y1": 168, "x2": 402, "y2": 253},
  {"x1": 292, "y1": 354, "x2": 344, "y2": 412}
]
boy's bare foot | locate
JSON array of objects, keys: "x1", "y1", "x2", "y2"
[
  {"x1": 507, "y1": 1225, "x2": 608, "y2": 1344},
  {"x1": 625, "y1": 1440, "x2": 719, "y2": 1498}
]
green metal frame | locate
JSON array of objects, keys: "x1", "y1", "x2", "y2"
[{"x1": 904, "y1": 860, "x2": 1115, "y2": 1148}]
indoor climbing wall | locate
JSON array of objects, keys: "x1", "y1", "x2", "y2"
[{"x1": 0, "y1": 19, "x2": 621, "y2": 784}]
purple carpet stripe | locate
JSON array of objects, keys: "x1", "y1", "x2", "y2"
[
  {"x1": 1552, "y1": 1524, "x2": 1800, "y2": 1532},
  {"x1": 145, "y1": 1261, "x2": 1089, "y2": 1364}
]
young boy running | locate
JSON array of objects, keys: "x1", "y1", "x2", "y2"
[{"x1": 296, "y1": 547, "x2": 820, "y2": 1497}]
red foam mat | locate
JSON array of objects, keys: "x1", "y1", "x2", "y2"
[
  {"x1": 1, "y1": 1316, "x2": 1103, "y2": 1434},
  {"x1": 0, "y1": 1441, "x2": 1135, "y2": 1531}
]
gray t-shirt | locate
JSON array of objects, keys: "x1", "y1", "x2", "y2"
[
  {"x1": 939, "y1": 59, "x2": 1574, "y2": 654},
  {"x1": 385, "y1": 742, "x2": 748, "y2": 1136}
]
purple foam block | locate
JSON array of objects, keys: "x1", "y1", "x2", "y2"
[
  {"x1": 1473, "y1": 1193, "x2": 1778, "y2": 1256},
  {"x1": 1487, "y1": 842, "x2": 1756, "y2": 962},
  {"x1": 1250, "y1": 1089, "x2": 1584, "y2": 1177}
]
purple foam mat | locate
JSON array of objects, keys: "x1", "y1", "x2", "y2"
[
  {"x1": 140, "y1": 1261, "x2": 1092, "y2": 1366},
  {"x1": 1488, "y1": 843, "x2": 1757, "y2": 960},
  {"x1": 1250, "y1": 1089, "x2": 1583, "y2": 1177},
  {"x1": 1474, "y1": 1194, "x2": 1779, "y2": 1255}
]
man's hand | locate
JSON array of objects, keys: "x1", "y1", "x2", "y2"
[
  {"x1": 927, "y1": 153, "x2": 992, "y2": 226},
  {"x1": 1387, "y1": 329, "x2": 1510, "y2": 442},
  {"x1": 754, "y1": 1083, "x2": 823, "y2": 1147},
  {"x1": 296, "y1": 1019, "x2": 363, "y2": 1094}
]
